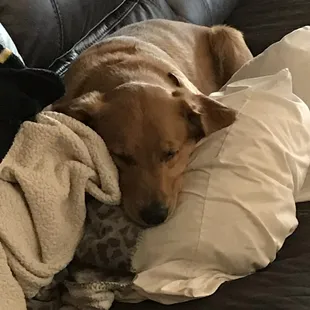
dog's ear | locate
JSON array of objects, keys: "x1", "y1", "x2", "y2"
[
  {"x1": 52, "y1": 91, "x2": 104, "y2": 123},
  {"x1": 175, "y1": 91, "x2": 236, "y2": 140}
]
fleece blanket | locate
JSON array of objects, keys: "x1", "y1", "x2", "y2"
[{"x1": 0, "y1": 111, "x2": 121, "y2": 309}]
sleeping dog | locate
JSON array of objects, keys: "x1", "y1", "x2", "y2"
[{"x1": 53, "y1": 19, "x2": 253, "y2": 227}]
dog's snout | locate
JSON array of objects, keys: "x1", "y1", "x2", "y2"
[{"x1": 140, "y1": 201, "x2": 168, "y2": 226}]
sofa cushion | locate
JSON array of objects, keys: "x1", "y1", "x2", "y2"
[
  {"x1": 226, "y1": 0, "x2": 310, "y2": 56},
  {"x1": 165, "y1": 0, "x2": 238, "y2": 25},
  {"x1": 0, "y1": 0, "x2": 238, "y2": 69}
]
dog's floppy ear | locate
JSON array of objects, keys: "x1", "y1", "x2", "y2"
[
  {"x1": 52, "y1": 91, "x2": 104, "y2": 123},
  {"x1": 175, "y1": 90, "x2": 236, "y2": 139}
]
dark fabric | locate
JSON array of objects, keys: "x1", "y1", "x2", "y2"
[
  {"x1": 166, "y1": 0, "x2": 238, "y2": 25},
  {"x1": 0, "y1": 45, "x2": 64, "y2": 160},
  {"x1": 111, "y1": 202, "x2": 310, "y2": 310},
  {"x1": 226, "y1": 0, "x2": 310, "y2": 56},
  {"x1": 0, "y1": 0, "x2": 238, "y2": 69}
]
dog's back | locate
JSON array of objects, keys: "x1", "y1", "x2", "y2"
[
  {"x1": 64, "y1": 19, "x2": 252, "y2": 99},
  {"x1": 111, "y1": 20, "x2": 252, "y2": 89}
]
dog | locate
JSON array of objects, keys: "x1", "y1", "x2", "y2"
[{"x1": 52, "y1": 19, "x2": 253, "y2": 227}]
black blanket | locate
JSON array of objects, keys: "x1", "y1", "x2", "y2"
[{"x1": 0, "y1": 44, "x2": 64, "y2": 160}]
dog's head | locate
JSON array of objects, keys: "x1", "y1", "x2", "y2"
[{"x1": 53, "y1": 73, "x2": 236, "y2": 227}]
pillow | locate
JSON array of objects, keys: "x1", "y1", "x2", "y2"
[
  {"x1": 221, "y1": 26, "x2": 310, "y2": 202},
  {"x1": 224, "y1": 26, "x2": 310, "y2": 104},
  {"x1": 127, "y1": 68, "x2": 310, "y2": 304}
]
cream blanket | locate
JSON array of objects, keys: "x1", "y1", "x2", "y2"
[{"x1": 0, "y1": 111, "x2": 121, "y2": 310}]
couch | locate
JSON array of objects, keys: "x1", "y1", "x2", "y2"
[{"x1": 1, "y1": 0, "x2": 310, "y2": 309}]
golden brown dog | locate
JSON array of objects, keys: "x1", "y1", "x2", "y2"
[{"x1": 53, "y1": 19, "x2": 253, "y2": 227}]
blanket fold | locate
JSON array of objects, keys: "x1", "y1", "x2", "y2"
[{"x1": 0, "y1": 111, "x2": 121, "y2": 309}]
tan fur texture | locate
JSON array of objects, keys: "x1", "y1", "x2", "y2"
[{"x1": 53, "y1": 19, "x2": 253, "y2": 227}]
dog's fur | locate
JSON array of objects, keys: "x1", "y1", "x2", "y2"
[{"x1": 53, "y1": 19, "x2": 253, "y2": 227}]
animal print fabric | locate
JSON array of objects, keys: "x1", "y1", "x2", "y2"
[{"x1": 27, "y1": 199, "x2": 142, "y2": 310}]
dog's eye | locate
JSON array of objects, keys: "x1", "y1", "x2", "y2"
[
  {"x1": 111, "y1": 152, "x2": 136, "y2": 166},
  {"x1": 162, "y1": 150, "x2": 178, "y2": 162}
]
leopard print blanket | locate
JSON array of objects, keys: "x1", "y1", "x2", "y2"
[{"x1": 27, "y1": 199, "x2": 142, "y2": 310}]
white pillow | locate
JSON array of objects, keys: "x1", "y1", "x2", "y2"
[
  {"x1": 224, "y1": 26, "x2": 310, "y2": 106},
  {"x1": 221, "y1": 26, "x2": 310, "y2": 202},
  {"x1": 129, "y1": 69, "x2": 310, "y2": 304}
]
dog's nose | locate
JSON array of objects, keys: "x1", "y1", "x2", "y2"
[{"x1": 140, "y1": 202, "x2": 168, "y2": 226}]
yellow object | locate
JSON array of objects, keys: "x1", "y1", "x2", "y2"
[{"x1": 0, "y1": 48, "x2": 12, "y2": 63}]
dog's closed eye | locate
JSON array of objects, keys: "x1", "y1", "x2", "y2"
[
  {"x1": 111, "y1": 152, "x2": 136, "y2": 166},
  {"x1": 168, "y1": 72, "x2": 182, "y2": 87},
  {"x1": 162, "y1": 149, "x2": 179, "y2": 162}
]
